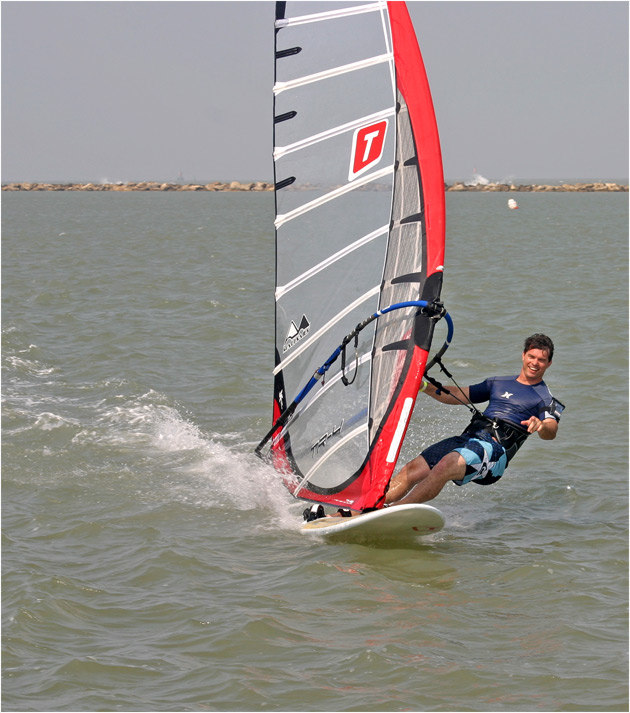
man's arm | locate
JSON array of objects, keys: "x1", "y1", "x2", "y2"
[{"x1": 422, "y1": 379, "x2": 470, "y2": 406}]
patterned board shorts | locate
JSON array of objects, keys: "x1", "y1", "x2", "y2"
[{"x1": 421, "y1": 433, "x2": 508, "y2": 486}]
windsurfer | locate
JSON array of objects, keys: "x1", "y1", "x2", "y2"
[{"x1": 384, "y1": 334, "x2": 563, "y2": 507}]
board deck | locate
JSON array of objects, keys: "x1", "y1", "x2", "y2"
[{"x1": 300, "y1": 503, "x2": 444, "y2": 544}]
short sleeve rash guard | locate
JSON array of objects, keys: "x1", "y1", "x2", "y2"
[{"x1": 468, "y1": 376, "x2": 559, "y2": 427}]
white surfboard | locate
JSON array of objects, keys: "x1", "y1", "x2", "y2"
[{"x1": 300, "y1": 503, "x2": 444, "y2": 544}]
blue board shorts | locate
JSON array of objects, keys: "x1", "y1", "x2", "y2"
[{"x1": 421, "y1": 432, "x2": 508, "y2": 486}]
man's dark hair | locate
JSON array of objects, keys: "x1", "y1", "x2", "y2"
[{"x1": 523, "y1": 333, "x2": 554, "y2": 361}]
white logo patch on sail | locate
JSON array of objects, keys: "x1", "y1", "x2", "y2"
[
  {"x1": 283, "y1": 315, "x2": 311, "y2": 353},
  {"x1": 348, "y1": 119, "x2": 388, "y2": 181}
]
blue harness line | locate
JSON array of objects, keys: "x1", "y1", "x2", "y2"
[{"x1": 255, "y1": 300, "x2": 453, "y2": 458}]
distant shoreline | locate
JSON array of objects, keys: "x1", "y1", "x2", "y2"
[{"x1": 2, "y1": 180, "x2": 628, "y2": 192}]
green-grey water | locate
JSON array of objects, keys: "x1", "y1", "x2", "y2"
[{"x1": 2, "y1": 191, "x2": 628, "y2": 712}]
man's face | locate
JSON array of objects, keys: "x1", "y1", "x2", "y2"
[{"x1": 521, "y1": 348, "x2": 552, "y2": 383}]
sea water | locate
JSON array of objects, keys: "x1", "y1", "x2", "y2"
[{"x1": 2, "y1": 190, "x2": 628, "y2": 712}]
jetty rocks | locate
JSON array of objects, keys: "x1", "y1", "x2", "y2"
[
  {"x1": 445, "y1": 181, "x2": 627, "y2": 192},
  {"x1": 2, "y1": 180, "x2": 627, "y2": 192},
  {"x1": 1, "y1": 181, "x2": 273, "y2": 192}
]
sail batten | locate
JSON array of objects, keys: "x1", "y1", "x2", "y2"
[
  {"x1": 274, "y1": 108, "x2": 395, "y2": 160},
  {"x1": 275, "y1": 166, "x2": 394, "y2": 227},
  {"x1": 264, "y1": 1, "x2": 445, "y2": 511},
  {"x1": 275, "y1": 2, "x2": 385, "y2": 29},
  {"x1": 273, "y1": 285, "x2": 381, "y2": 376},
  {"x1": 294, "y1": 424, "x2": 369, "y2": 497},
  {"x1": 274, "y1": 53, "x2": 394, "y2": 95},
  {"x1": 276, "y1": 224, "x2": 389, "y2": 299}
]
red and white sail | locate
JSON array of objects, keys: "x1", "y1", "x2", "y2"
[{"x1": 268, "y1": 1, "x2": 445, "y2": 510}]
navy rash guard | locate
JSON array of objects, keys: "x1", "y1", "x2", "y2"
[{"x1": 468, "y1": 375, "x2": 559, "y2": 426}]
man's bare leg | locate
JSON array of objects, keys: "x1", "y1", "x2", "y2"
[
  {"x1": 384, "y1": 455, "x2": 432, "y2": 504},
  {"x1": 327, "y1": 451, "x2": 466, "y2": 517},
  {"x1": 387, "y1": 451, "x2": 466, "y2": 506},
  {"x1": 329, "y1": 454, "x2": 437, "y2": 517}
]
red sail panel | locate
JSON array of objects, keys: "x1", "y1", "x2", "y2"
[
  {"x1": 388, "y1": 1, "x2": 446, "y2": 277},
  {"x1": 350, "y1": 3, "x2": 446, "y2": 510}
]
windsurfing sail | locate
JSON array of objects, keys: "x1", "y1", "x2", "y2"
[{"x1": 257, "y1": 0, "x2": 446, "y2": 511}]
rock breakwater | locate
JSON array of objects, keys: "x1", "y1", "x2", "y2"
[
  {"x1": 1, "y1": 181, "x2": 273, "y2": 192},
  {"x1": 446, "y1": 181, "x2": 627, "y2": 192},
  {"x1": 2, "y1": 180, "x2": 627, "y2": 192}
]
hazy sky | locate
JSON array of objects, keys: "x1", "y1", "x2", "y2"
[{"x1": 2, "y1": 1, "x2": 628, "y2": 183}]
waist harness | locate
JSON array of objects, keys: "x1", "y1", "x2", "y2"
[{"x1": 463, "y1": 413, "x2": 530, "y2": 462}]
